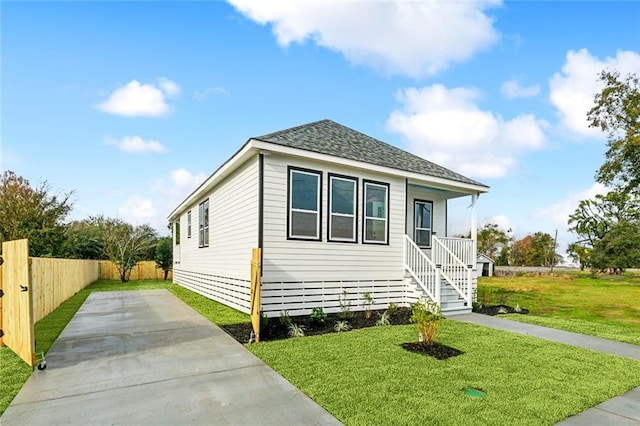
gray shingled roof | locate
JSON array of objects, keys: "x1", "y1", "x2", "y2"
[{"x1": 254, "y1": 119, "x2": 487, "y2": 188}]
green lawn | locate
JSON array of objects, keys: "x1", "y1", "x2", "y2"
[
  {"x1": 248, "y1": 321, "x2": 640, "y2": 425},
  {"x1": 478, "y1": 273, "x2": 640, "y2": 345},
  {"x1": 0, "y1": 280, "x2": 248, "y2": 416}
]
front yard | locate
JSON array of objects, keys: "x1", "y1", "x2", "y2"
[{"x1": 2, "y1": 278, "x2": 640, "y2": 425}]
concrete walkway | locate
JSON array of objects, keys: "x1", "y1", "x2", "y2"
[
  {"x1": 0, "y1": 290, "x2": 341, "y2": 426},
  {"x1": 453, "y1": 313, "x2": 640, "y2": 425}
]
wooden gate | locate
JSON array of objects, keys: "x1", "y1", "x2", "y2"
[
  {"x1": 1, "y1": 239, "x2": 36, "y2": 366},
  {"x1": 250, "y1": 248, "x2": 261, "y2": 343}
]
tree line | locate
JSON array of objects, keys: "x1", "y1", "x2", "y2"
[{"x1": 0, "y1": 170, "x2": 173, "y2": 282}]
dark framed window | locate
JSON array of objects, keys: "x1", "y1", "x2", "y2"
[
  {"x1": 414, "y1": 200, "x2": 433, "y2": 248},
  {"x1": 363, "y1": 180, "x2": 389, "y2": 244},
  {"x1": 288, "y1": 167, "x2": 321, "y2": 240},
  {"x1": 328, "y1": 174, "x2": 357, "y2": 242},
  {"x1": 187, "y1": 210, "x2": 192, "y2": 238},
  {"x1": 199, "y1": 199, "x2": 209, "y2": 248},
  {"x1": 175, "y1": 221, "x2": 180, "y2": 245}
]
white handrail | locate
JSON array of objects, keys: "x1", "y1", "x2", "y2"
[
  {"x1": 432, "y1": 236, "x2": 473, "y2": 305},
  {"x1": 404, "y1": 235, "x2": 439, "y2": 304}
]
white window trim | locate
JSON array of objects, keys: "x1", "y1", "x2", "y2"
[
  {"x1": 288, "y1": 168, "x2": 321, "y2": 240},
  {"x1": 363, "y1": 181, "x2": 389, "y2": 244},
  {"x1": 414, "y1": 200, "x2": 433, "y2": 248},
  {"x1": 329, "y1": 175, "x2": 357, "y2": 242},
  {"x1": 187, "y1": 210, "x2": 192, "y2": 239}
]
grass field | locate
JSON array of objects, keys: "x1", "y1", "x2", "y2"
[{"x1": 478, "y1": 272, "x2": 640, "y2": 345}]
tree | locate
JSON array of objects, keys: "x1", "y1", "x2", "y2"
[
  {"x1": 475, "y1": 222, "x2": 513, "y2": 266},
  {"x1": 510, "y1": 232, "x2": 558, "y2": 266},
  {"x1": 154, "y1": 237, "x2": 173, "y2": 280},
  {"x1": 589, "y1": 221, "x2": 640, "y2": 274},
  {"x1": 566, "y1": 242, "x2": 591, "y2": 271},
  {"x1": 588, "y1": 71, "x2": 640, "y2": 195},
  {"x1": 0, "y1": 170, "x2": 73, "y2": 257},
  {"x1": 60, "y1": 220, "x2": 106, "y2": 259},
  {"x1": 93, "y1": 216, "x2": 158, "y2": 282}
]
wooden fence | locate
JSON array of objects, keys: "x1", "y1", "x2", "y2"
[
  {"x1": 98, "y1": 260, "x2": 172, "y2": 281},
  {"x1": 0, "y1": 239, "x2": 99, "y2": 366}
]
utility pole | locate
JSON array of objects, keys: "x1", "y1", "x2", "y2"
[{"x1": 550, "y1": 229, "x2": 558, "y2": 273}]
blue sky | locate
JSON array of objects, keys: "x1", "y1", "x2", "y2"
[{"x1": 2, "y1": 1, "x2": 639, "y2": 255}]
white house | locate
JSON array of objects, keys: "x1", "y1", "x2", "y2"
[{"x1": 168, "y1": 120, "x2": 489, "y2": 317}]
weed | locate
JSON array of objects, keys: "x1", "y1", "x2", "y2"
[
  {"x1": 279, "y1": 310, "x2": 292, "y2": 327},
  {"x1": 514, "y1": 304, "x2": 523, "y2": 313},
  {"x1": 334, "y1": 320, "x2": 352, "y2": 332}
]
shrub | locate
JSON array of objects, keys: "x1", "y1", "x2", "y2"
[
  {"x1": 309, "y1": 307, "x2": 327, "y2": 324},
  {"x1": 410, "y1": 299, "x2": 443, "y2": 345},
  {"x1": 334, "y1": 320, "x2": 352, "y2": 332},
  {"x1": 387, "y1": 302, "x2": 399, "y2": 317},
  {"x1": 339, "y1": 290, "x2": 352, "y2": 319},
  {"x1": 279, "y1": 310, "x2": 292, "y2": 327},
  {"x1": 376, "y1": 311, "x2": 391, "y2": 326},
  {"x1": 288, "y1": 323, "x2": 305, "y2": 338},
  {"x1": 472, "y1": 301, "x2": 483, "y2": 312},
  {"x1": 363, "y1": 292, "x2": 374, "y2": 319}
]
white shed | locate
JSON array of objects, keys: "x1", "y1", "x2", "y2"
[
  {"x1": 168, "y1": 120, "x2": 490, "y2": 317},
  {"x1": 476, "y1": 254, "x2": 495, "y2": 277}
]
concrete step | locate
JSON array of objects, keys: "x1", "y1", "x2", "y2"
[{"x1": 442, "y1": 306, "x2": 472, "y2": 316}]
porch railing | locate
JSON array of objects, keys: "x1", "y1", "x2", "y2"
[
  {"x1": 404, "y1": 235, "x2": 440, "y2": 303},
  {"x1": 432, "y1": 236, "x2": 474, "y2": 305}
]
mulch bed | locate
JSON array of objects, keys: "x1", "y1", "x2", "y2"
[
  {"x1": 221, "y1": 308, "x2": 412, "y2": 344},
  {"x1": 474, "y1": 304, "x2": 529, "y2": 316},
  {"x1": 400, "y1": 342, "x2": 464, "y2": 360}
]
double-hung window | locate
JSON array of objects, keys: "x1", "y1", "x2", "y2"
[
  {"x1": 288, "y1": 167, "x2": 321, "y2": 240},
  {"x1": 187, "y1": 210, "x2": 192, "y2": 238},
  {"x1": 175, "y1": 221, "x2": 180, "y2": 245},
  {"x1": 363, "y1": 180, "x2": 389, "y2": 244},
  {"x1": 198, "y1": 199, "x2": 209, "y2": 248},
  {"x1": 328, "y1": 174, "x2": 357, "y2": 242},
  {"x1": 414, "y1": 200, "x2": 433, "y2": 248}
]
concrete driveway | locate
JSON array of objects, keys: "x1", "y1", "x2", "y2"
[{"x1": 1, "y1": 290, "x2": 341, "y2": 425}]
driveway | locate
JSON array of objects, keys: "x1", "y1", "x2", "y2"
[{"x1": 1, "y1": 290, "x2": 341, "y2": 425}]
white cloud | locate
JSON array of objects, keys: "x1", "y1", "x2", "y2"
[
  {"x1": 150, "y1": 168, "x2": 208, "y2": 213},
  {"x1": 487, "y1": 215, "x2": 513, "y2": 232},
  {"x1": 534, "y1": 183, "x2": 608, "y2": 227},
  {"x1": 118, "y1": 195, "x2": 158, "y2": 224},
  {"x1": 500, "y1": 77, "x2": 540, "y2": 99},
  {"x1": 105, "y1": 136, "x2": 167, "y2": 154},
  {"x1": 549, "y1": 49, "x2": 640, "y2": 137},
  {"x1": 194, "y1": 86, "x2": 230, "y2": 101},
  {"x1": 97, "y1": 78, "x2": 181, "y2": 117},
  {"x1": 386, "y1": 84, "x2": 546, "y2": 178},
  {"x1": 228, "y1": 0, "x2": 501, "y2": 78}
]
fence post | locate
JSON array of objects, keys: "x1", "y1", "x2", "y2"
[{"x1": 0, "y1": 253, "x2": 3, "y2": 347}]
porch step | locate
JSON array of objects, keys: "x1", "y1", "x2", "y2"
[{"x1": 442, "y1": 306, "x2": 472, "y2": 316}]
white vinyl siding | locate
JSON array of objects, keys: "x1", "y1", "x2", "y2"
[
  {"x1": 288, "y1": 168, "x2": 321, "y2": 240},
  {"x1": 172, "y1": 157, "x2": 259, "y2": 313},
  {"x1": 261, "y1": 154, "x2": 406, "y2": 316},
  {"x1": 363, "y1": 181, "x2": 389, "y2": 244},
  {"x1": 328, "y1": 174, "x2": 357, "y2": 242}
]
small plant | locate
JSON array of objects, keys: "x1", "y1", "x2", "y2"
[
  {"x1": 387, "y1": 302, "x2": 399, "y2": 316},
  {"x1": 376, "y1": 311, "x2": 391, "y2": 326},
  {"x1": 410, "y1": 298, "x2": 443, "y2": 346},
  {"x1": 334, "y1": 320, "x2": 352, "y2": 332},
  {"x1": 309, "y1": 307, "x2": 327, "y2": 324},
  {"x1": 514, "y1": 304, "x2": 523, "y2": 313},
  {"x1": 472, "y1": 301, "x2": 483, "y2": 312},
  {"x1": 339, "y1": 290, "x2": 352, "y2": 319},
  {"x1": 279, "y1": 310, "x2": 292, "y2": 327},
  {"x1": 497, "y1": 306, "x2": 509, "y2": 314},
  {"x1": 288, "y1": 323, "x2": 305, "y2": 338},
  {"x1": 362, "y1": 292, "x2": 374, "y2": 319}
]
